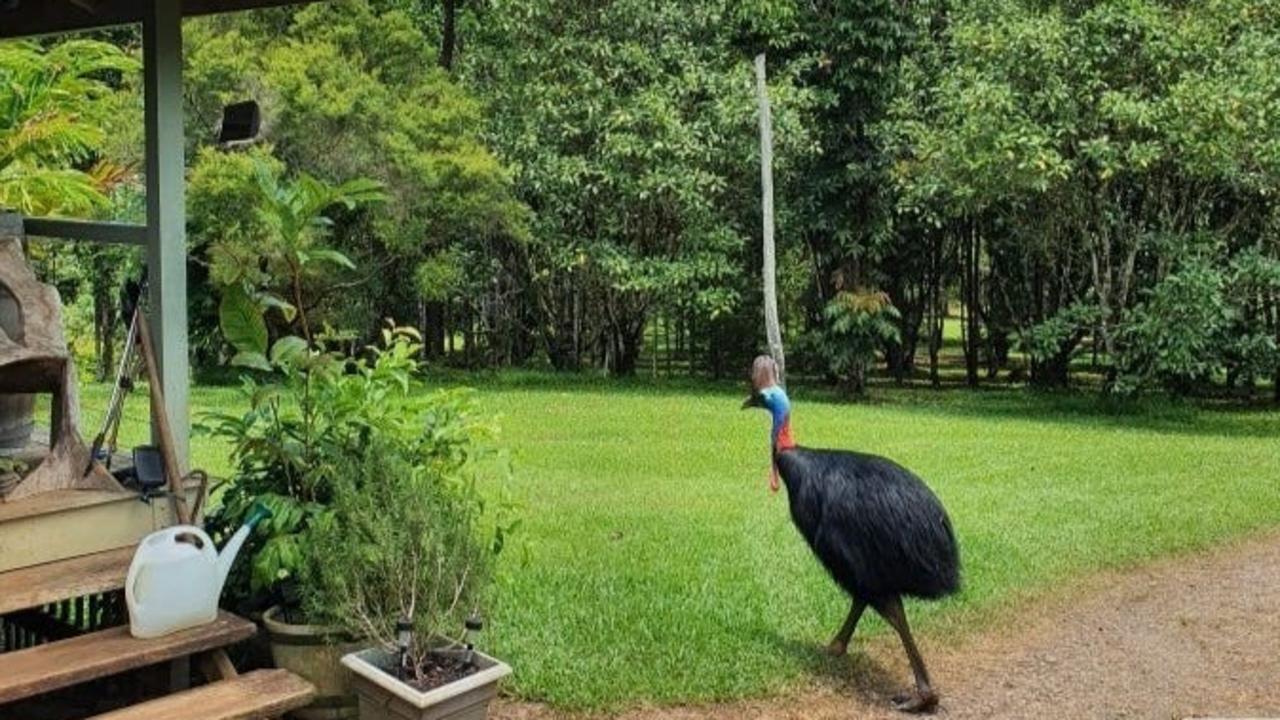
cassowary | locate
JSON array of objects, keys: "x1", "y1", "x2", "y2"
[{"x1": 743, "y1": 356, "x2": 960, "y2": 713}]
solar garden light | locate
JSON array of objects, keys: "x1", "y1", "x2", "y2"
[
  {"x1": 396, "y1": 616, "x2": 414, "y2": 679},
  {"x1": 463, "y1": 613, "x2": 483, "y2": 666}
]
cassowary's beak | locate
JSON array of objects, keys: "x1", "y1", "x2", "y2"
[{"x1": 741, "y1": 394, "x2": 761, "y2": 410}]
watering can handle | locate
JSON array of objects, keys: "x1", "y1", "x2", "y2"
[
  {"x1": 126, "y1": 525, "x2": 218, "y2": 613},
  {"x1": 125, "y1": 549, "x2": 145, "y2": 614},
  {"x1": 157, "y1": 525, "x2": 218, "y2": 560}
]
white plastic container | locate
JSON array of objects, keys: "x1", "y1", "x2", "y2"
[{"x1": 125, "y1": 521, "x2": 255, "y2": 639}]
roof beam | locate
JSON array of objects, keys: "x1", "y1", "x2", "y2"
[
  {"x1": 0, "y1": 0, "x2": 318, "y2": 40},
  {"x1": 22, "y1": 218, "x2": 146, "y2": 246}
]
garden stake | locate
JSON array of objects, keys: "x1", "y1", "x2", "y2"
[
  {"x1": 135, "y1": 306, "x2": 190, "y2": 525},
  {"x1": 396, "y1": 617, "x2": 414, "y2": 680}
]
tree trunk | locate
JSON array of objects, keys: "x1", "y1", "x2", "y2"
[
  {"x1": 1273, "y1": 292, "x2": 1280, "y2": 405},
  {"x1": 928, "y1": 232, "x2": 943, "y2": 389},
  {"x1": 93, "y1": 285, "x2": 117, "y2": 382},
  {"x1": 440, "y1": 0, "x2": 461, "y2": 71},
  {"x1": 962, "y1": 221, "x2": 981, "y2": 388},
  {"x1": 425, "y1": 302, "x2": 446, "y2": 359},
  {"x1": 755, "y1": 53, "x2": 785, "y2": 383}
]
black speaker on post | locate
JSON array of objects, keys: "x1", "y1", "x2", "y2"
[{"x1": 217, "y1": 100, "x2": 261, "y2": 146}]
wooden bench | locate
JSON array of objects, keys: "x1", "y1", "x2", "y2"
[{"x1": 86, "y1": 669, "x2": 315, "y2": 720}]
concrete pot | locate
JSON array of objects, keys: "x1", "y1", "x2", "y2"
[
  {"x1": 263, "y1": 605, "x2": 362, "y2": 719},
  {"x1": 341, "y1": 646, "x2": 511, "y2": 720}
]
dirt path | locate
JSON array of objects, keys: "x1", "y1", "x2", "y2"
[{"x1": 494, "y1": 532, "x2": 1280, "y2": 720}]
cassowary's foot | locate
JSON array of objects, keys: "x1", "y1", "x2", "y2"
[
  {"x1": 891, "y1": 688, "x2": 938, "y2": 714},
  {"x1": 823, "y1": 639, "x2": 848, "y2": 657}
]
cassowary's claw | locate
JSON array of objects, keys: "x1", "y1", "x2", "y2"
[
  {"x1": 891, "y1": 689, "x2": 939, "y2": 714},
  {"x1": 823, "y1": 640, "x2": 848, "y2": 657}
]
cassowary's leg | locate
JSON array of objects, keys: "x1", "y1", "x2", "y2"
[
  {"x1": 874, "y1": 596, "x2": 939, "y2": 714},
  {"x1": 825, "y1": 598, "x2": 867, "y2": 656}
]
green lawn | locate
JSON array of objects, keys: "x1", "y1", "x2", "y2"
[{"x1": 76, "y1": 375, "x2": 1280, "y2": 710}]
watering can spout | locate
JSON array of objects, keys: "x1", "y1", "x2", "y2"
[{"x1": 216, "y1": 501, "x2": 272, "y2": 592}]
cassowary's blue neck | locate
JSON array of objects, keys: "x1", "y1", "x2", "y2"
[{"x1": 760, "y1": 385, "x2": 795, "y2": 452}]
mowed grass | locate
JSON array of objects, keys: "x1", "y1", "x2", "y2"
[{"x1": 74, "y1": 375, "x2": 1280, "y2": 710}]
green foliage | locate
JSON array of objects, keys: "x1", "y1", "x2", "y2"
[
  {"x1": 185, "y1": 1, "x2": 526, "y2": 351},
  {"x1": 1015, "y1": 302, "x2": 1101, "y2": 376},
  {"x1": 201, "y1": 153, "x2": 384, "y2": 349},
  {"x1": 465, "y1": 0, "x2": 816, "y2": 372},
  {"x1": 808, "y1": 290, "x2": 901, "y2": 395},
  {"x1": 203, "y1": 326, "x2": 478, "y2": 603},
  {"x1": 17, "y1": 0, "x2": 1280, "y2": 398},
  {"x1": 303, "y1": 427, "x2": 514, "y2": 675},
  {"x1": 0, "y1": 40, "x2": 138, "y2": 216}
]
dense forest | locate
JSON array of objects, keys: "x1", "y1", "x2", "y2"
[{"x1": 7, "y1": 0, "x2": 1280, "y2": 400}]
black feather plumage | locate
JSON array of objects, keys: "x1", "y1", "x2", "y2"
[{"x1": 775, "y1": 447, "x2": 960, "y2": 602}]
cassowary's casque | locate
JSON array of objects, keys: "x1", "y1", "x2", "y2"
[{"x1": 744, "y1": 356, "x2": 960, "y2": 713}]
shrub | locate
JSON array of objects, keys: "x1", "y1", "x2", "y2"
[
  {"x1": 301, "y1": 420, "x2": 513, "y2": 679},
  {"x1": 203, "y1": 325, "x2": 501, "y2": 614},
  {"x1": 808, "y1": 290, "x2": 902, "y2": 396}
]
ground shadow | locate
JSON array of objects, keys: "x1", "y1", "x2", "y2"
[{"x1": 757, "y1": 629, "x2": 904, "y2": 702}]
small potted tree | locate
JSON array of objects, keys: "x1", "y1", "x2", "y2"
[
  {"x1": 201, "y1": 161, "x2": 386, "y2": 718},
  {"x1": 205, "y1": 327, "x2": 454, "y2": 719},
  {"x1": 302, "y1": 411, "x2": 515, "y2": 720}
]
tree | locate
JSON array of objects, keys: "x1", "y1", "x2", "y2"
[
  {"x1": 462, "y1": 0, "x2": 814, "y2": 374},
  {"x1": 810, "y1": 290, "x2": 901, "y2": 396},
  {"x1": 0, "y1": 40, "x2": 137, "y2": 217},
  {"x1": 185, "y1": 0, "x2": 525, "y2": 361}
]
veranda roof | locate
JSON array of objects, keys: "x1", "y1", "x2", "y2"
[{"x1": 1, "y1": 1, "x2": 310, "y2": 40}]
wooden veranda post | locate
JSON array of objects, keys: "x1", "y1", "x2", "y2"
[{"x1": 143, "y1": 0, "x2": 190, "y2": 466}]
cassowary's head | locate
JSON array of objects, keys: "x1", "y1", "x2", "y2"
[{"x1": 742, "y1": 386, "x2": 795, "y2": 454}]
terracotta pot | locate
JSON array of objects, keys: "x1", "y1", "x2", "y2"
[
  {"x1": 342, "y1": 646, "x2": 511, "y2": 720},
  {"x1": 262, "y1": 605, "x2": 362, "y2": 719}
]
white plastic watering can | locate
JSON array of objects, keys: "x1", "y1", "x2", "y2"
[{"x1": 126, "y1": 503, "x2": 271, "y2": 639}]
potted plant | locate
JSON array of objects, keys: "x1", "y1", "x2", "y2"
[
  {"x1": 299, "y1": 402, "x2": 516, "y2": 720},
  {"x1": 204, "y1": 327, "x2": 428, "y2": 719},
  {"x1": 201, "y1": 163, "x2": 386, "y2": 718}
]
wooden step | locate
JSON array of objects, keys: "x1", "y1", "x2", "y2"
[
  {"x1": 0, "y1": 611, "x2": 256, "y2": 704},
  {"x1": 86, "y1": 670, "x2": 316, "y2": 720},
  {"x1": 0, "y1": 481, "x2": 200, "y2": 574},
  {"x1": 0, "y1": 544, "x2": 134, "y2": 616}
]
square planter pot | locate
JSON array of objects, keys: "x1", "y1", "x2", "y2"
[{"x1": 341, "y1": 646, "x2": 511, "y2": 720}]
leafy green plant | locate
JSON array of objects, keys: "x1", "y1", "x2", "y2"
[
  {"x1": 0, "y1": 40, "x2": 138, "y2": 216},
  {"x1": 809, "y1": 290, "x2": 902, "y2": 396},
  {"x1": 1116, "y1": 257, "x2": 1232, "y2": 395},
  {"x1": 209, "y1": 158, "x2": 385, "y2": 353},
  {"x1": 203, "y1": 324, "x2": 479, "y2": 611}
]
